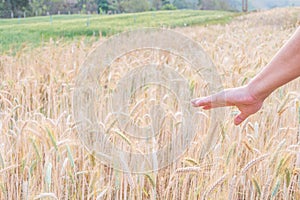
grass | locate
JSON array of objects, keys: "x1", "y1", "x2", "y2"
[
  {"x1": 0, "y1": 10, "x2": 236, "y2": 53},
  {"x1": 0, "y1": 7, "x2": 299, "y2": 200}
]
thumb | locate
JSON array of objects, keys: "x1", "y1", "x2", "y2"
[{"x1": 234, "y1": 112, "x2": 250, "y2": 125}]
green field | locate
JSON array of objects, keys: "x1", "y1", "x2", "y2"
[{"x1": 0, "y1": 10, "x2": 236, "y2": 53}]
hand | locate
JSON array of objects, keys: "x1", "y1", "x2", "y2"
[{"x1": 191, "y1": 86, "x2": 265, "y2": 125}]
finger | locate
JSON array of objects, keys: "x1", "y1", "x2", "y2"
[
  {"x1": 191, "y1": 97, "x2": 211, "y2": 107},
  {"x1": 202, "y1": 105, "x2": 212, "y2": 110},
  {"x1": 234, "y1": 112, "x2": 250, "y2": 125},
  {"x1": 192, "y1": 91, "x2": 229, "y2": 108},
  {"x1": 209, "y1": 91, "x2": 228, "y2": 108}
]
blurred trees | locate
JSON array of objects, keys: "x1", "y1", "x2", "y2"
[
  {"x1": 0, "y1": 0, "x2": 31, "y2": 17},
  {"x1": 162, "y1": 0, "x2": 170, "y2": 6},
  {"x1": 0, "y1": 0, "x2": 233, "y2": 18},
  {"x1": 172, "y1": 0, "x2": 199, "y2": 9},
  {"x1": 198, "y1": 0, "x2": 231, "y2": 10},
  {"x1": 97, "y1": 0, "x2": 109, "y2": 13},
  {"x1": 121, "y1": 0, "x2": 150, "y2": 13},
  {"x1": 173, "y1": 0, "x2": 190, "y2": 9},
  {"x1": 1, "y1": 0, "x2": 300, "y2": 17}
]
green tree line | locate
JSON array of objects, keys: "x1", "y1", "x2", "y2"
[{"x1": 0, "y1": 0, "x2": 238, "y2": 18}]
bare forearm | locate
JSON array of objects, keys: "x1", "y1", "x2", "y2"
[{"x1": 248, "y1": 27, "x2": 300, "y2": 100}]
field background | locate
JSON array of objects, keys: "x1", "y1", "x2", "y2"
[
  {"x1": 0, "y1": 10, "x2": 236, "y2": 53},
  {"x1": 0, "y1": 7, "x2": 300, "y2": 199}
]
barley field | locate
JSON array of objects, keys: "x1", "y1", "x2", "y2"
[{"x1": 0, "y1": 7, "x2": 300, "y2": 199}]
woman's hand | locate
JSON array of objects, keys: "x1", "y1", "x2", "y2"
[{"x1": 191, "y1": 86, "x2": 264, "y2": 125}]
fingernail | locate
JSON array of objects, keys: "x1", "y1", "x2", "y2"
[{"x1": 191, "y1": 99, "x2": 198, "y2": 105}]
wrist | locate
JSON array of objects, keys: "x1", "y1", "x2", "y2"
[{"x1": 245, "y1": 79, "x2": 270, "y2": 102}]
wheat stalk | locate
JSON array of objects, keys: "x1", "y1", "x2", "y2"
[
  {"x1": 201, "y1": 173, "x2": 228, "y2": 200},
  {"x1": 241, "y1": 154, "x2": 270, "y2": 174}
]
